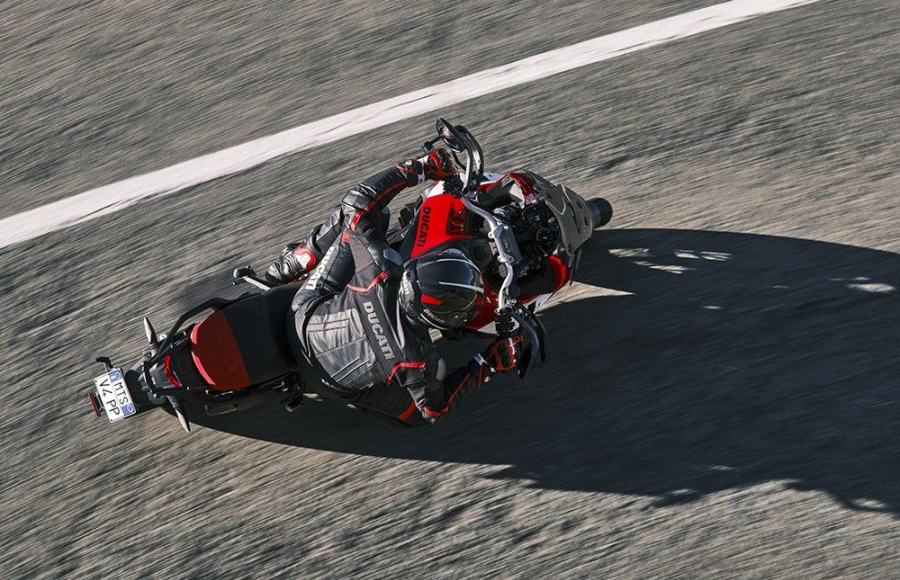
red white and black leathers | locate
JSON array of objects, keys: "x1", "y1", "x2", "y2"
[{"x1": 284, "y1": 152, "x2": 514, "y2": 426}]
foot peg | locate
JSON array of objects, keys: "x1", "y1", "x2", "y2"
[
  {"x1": 233, "y1": 265, "x2": 272, "y2": 291},
  {"x1": 233, "y1": 265, "x2": 256, "y2": 279}
]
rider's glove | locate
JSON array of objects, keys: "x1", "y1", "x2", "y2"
[
  {"x1": 422, "y1": 148, "x2": 456, "y2": 180},
  {"x1": 473, "y1": 336, "x2": 522, "y2": 382},
  {"x1": 398, "y1": 148, "x2": 456, "y2": 185}
]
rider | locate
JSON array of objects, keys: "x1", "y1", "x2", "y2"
[{"x1": 267, "y1": 148, "x2": 521, "y2": 426}]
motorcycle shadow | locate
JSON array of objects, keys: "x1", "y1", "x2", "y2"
[{"x1": 194, "y1": 229, "x2": 900, "y2": 515}]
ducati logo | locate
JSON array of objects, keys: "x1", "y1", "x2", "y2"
[
  {"x1": 363, "y1": 301, "x2": 396, "y2": 359},
  {"x1": 415, "y1": 206, "x2": 432, "y2": 248},
  {"x1": 304, "y1": 244, "x2": 337, "y2": 290}
]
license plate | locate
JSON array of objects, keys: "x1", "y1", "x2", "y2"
[{"x1": 93, "y1": 369, "x2": 136, "y2": 423}]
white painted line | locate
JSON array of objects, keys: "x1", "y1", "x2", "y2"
[{"x1": 0, "y1": 0, "x2": 822, "y2": 249}]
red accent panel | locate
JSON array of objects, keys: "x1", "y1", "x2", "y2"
[
  {"x1": 397, "y1": 400, "x2": 418, "y2": 421},
  {"x1": 446, "y1": 203, "x2": 467, "y2": 235},
  {"x1": 421, "y1": 294, "x2": 443, "y2": 305},
  {"x1": 385, "y1": 361, "x2": 427, "y2": 386},
  {"x1": 87, "y1": 392, "x2": 100, "y2": 416},
  {"x1": 346, "y1": 271, "x2": 388, "y2": 293},
  {"x1": 474, "y1": 172, "x2": 534, "y2": 194},
  {"x1": 162, "y1": 355, "x2": 182, "y2": 387},
  {"x1": 465, "y1": 284, "x2": 499, "y2": 330},
  {"x1": 410, "y1": 195, "x2": 472, "y2": 258},
  {"x1": 476, "y1": 176, "x2": 504, "y2": 192},
  {"x1": 341, "y1": 232, "x2": 351, "y2": 243},
  {"x1": 547, "y1": 254, "x2": 571, "y2": 290},
  {"x1": 190, "y1": 311, "x2": 251, "y2": 391},
  {"x1": 507, "y1": 172, "x2": 535, "y2": 198}
]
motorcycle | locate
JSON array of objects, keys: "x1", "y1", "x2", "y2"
[{"x1": 86, "y1": 119, "x2": 613, "y2": 432}]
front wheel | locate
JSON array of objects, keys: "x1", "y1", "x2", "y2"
[{"x1": 588, "y1": 198, "x2": 613, "y2": 229}]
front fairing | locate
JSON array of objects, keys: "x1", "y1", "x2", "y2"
[{"x1": 523, "y1": 170, "x2": 594, "y2": 259}]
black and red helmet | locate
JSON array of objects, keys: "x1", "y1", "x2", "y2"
[{"x1": 400, "y1": 249, "x2": 483, "y2": 330}]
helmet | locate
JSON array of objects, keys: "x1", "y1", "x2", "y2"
[{"x1": 399, "y1": 249, "x2": 484, "y2": 330}]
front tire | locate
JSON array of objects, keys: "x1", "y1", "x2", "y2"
[{"x1": 588, "y1": 198, "x2": 613, "y2": 229}]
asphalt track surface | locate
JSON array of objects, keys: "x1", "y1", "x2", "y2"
[{"x1": 2, "y1": 1, "x2": 899, "y2": 578}]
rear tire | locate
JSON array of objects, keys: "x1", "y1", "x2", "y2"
[{"x1": 588, "y1": 198, "x2": 613, "y2": 229}]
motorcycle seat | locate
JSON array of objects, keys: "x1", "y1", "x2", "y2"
[{"x1": 189, "y1": 286, "x2": 299, "y2": 391}]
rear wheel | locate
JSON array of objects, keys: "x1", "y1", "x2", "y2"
[{"x1": 588, "y1": 198, "x2": 613, "y2": 229}]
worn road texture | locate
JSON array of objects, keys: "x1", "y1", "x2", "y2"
[{"x1": 1, "y1": 0, "x2": 899, "y2": 578}]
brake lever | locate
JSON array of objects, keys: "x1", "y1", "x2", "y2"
[
  {"x1": 530, "y1": 308, "x2": 549, "y2": 367},
  {"x1": 508, "y1": 307, "x2": 542, "y2": 379}
]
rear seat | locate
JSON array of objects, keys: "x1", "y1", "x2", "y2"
[{"x1": 174, "y1": 286, "x2": 299, "y2": 391}]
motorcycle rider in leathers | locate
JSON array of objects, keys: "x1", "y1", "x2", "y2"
[{"x1": 266, "y1": 148, "x2": 521, "y2": 426}]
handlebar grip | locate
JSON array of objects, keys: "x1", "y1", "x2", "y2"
[{"x1": 422, "y1": 137, "x2": 440, "y2": 154}]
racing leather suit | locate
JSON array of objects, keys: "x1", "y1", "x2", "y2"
[{"x1": 285, "y1": 160, "x2": 498, "y2": 426}]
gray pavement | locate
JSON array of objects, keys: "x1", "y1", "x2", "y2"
[
  {"x1": 0, "y1": 0, "x2": 717, "y2": 217},
  {"x1": 2, "y1": 0, "x2": 899, "y2": 578}
]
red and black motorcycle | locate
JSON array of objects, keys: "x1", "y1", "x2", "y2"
[{"x1": 87, "y1": 119, "x2": 612, "y2": 432}]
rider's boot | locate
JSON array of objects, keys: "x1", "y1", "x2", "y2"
[{"x1": 265, "y1": 240, "x2": 319, "y2": 285}]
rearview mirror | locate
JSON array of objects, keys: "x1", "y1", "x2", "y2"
[{"x1": 435, "y1": 118, "x2": 464, "y2": 152}]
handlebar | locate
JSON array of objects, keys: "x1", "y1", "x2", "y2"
[
  {"x1": 427, "y1": 119, "x2": 519, "y2": 308},
  {"x1": 459, "y1": 197, "x2": 518, "y2": 310},
  {"x1": 426, "y1": 118, "x2": 548, "y2": 379}
]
